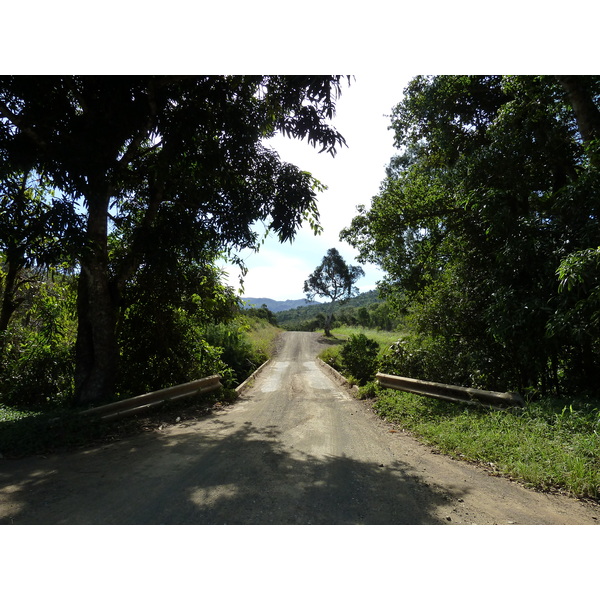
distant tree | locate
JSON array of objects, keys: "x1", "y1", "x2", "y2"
[
  {"x1": 243, "y1": 303, "x2": 277, "y2": 326},
  {"x1": 303, "y1": 248, "x2": 364, "y2": 336},
  {"x1": 357, "y1": 306, "x2": 370, "y2": 328}
]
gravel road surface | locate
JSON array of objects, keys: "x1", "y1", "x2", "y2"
[{"x1": 1, "y1": 331, "x2": 599, "y2": 524}]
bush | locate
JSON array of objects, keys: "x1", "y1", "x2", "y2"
[
  {"x1": 379, "y1": 334, "x2": 509, "y2": 389},
  {"x1": 202, "y1": 320, "x2": 267, "y2": 387},
  {"x1": 0, "y1": 280, "x2": 77, "y2": 409},
  {"x1": 340, "y1": 333, "x2": 379, "y2": 385},
  {"x1": 0, "y1": 333, "x2": 74, "y2": 409},
  {"x1": 117, "y1": 302, "x2": 232, "y2": 397}
]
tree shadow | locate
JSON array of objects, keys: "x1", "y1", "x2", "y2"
[
  {"x1": 316, "y1": 335, "x2": 345, "y2": 347},
  {"x1": 0, "y1": 419, "x2": 470, "y2": 525}
]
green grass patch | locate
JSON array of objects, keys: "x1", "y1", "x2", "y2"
[
  {"x1": 242, "y1": 316, "x2": 282, "y2": 361},
  {"x1": 372, "y1": 390, "x2": 600, "y2": 499},
  {"x1": 0, "y1": 405, "x2": 42, "y2": 422},
  {"x1": 330, "y1": 326, "x2": 403, "y2": 348}
]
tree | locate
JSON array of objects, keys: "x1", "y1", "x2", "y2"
[
  {"x1": 303, "y1": 248, "x2": 364, "y2": 336},
  {"x1": 0, "y1": 76, "x2": 348, "y2": 405},
  {"x1": 0, "y1": 168, "x2": 80, "y2": 352},
  {"x1": 342, "y1": 75, "x2": 600, "y2": 393},
  {"x1": 556, "y1": 75, "x2": 600, "y2": 168}
]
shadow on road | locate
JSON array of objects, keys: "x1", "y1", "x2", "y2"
[{"x1": 1, "y1": 419, "x2": 462, "y2": 525}]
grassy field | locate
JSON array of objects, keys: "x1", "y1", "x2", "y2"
[{"x1": 327, "y1": 326, "x2": 402, "y2": 347}]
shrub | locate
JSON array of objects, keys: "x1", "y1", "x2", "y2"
[
  {"x1": 340, "y1": 333, "x2": 379, "y2": 385},
  {"x1": 0, "y1": 280, "x2": 76, "y2": 409},
  {"x1": 117, "y1": 302, "x2": 232, "y2": 397},
  {"x1": 202, "y1": 320, "x2": 267, "y2": 386},
  {"x1": 0, "y1": 332, "x2": 75, "y2": 409},
  {"x1": 379, "y1": 333, "x2": 508, "y2": 389}
]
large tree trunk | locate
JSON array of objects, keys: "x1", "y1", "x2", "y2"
[
  {"x1": 0, "y1": 255, "x2": 22, "y2": 358},
  {"x1": 556, "y1": 75, "x2": 600, "y2": 167},
  {"x1": 73, "y1": 193, "x2": 119, "y2": 406},
  {"x1": 0, "y1": 256, "x2": 20, "y2": 335},
  {"x1": 323, "y1": 305, "x2": 335, "y2": 337}
]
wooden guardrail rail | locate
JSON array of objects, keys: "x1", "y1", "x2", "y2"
[
  {"x1": 376, "y1": 373, "x2": 524, "y2": 408},
  {"x1": 80, "y1": 374, "x2": 222, "y2": 421}
]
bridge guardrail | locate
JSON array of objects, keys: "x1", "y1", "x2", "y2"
[
  {"x1": 79, "y1": 374, "x2": 222, "y2": 421},
  {"x1": 376, "y1": 372, "x2": 524, "y2": 408}
]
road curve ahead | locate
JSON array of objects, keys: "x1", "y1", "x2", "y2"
[{"x1": 1, "y1": 331, "x2": 599, "y2": 524}]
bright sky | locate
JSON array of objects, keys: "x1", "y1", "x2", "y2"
[{"x1": 220, "y1": 74, "x2": 413, "y2": 301}]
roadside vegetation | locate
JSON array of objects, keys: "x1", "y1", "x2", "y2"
[
  {"x1": 372, "y1": 390, "x2": 600, "y2": 500},
  {"x1": 316, "y1": 325, "x2": 600, "y2": 500},
  {"x1": 0, "y1": 310, "x2": 281, "y2": 458}
]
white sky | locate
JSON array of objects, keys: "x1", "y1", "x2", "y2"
[{"x1": 220, "y1": 74, "x2": 413, "y2": 301}]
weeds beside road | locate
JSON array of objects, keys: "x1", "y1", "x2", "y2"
[
  {"x1": 372, "y1": 390, "x2": 600, "y2": 500},
  {"x1": 318, "y1": 326, "x2": 600, "y2": 502}
]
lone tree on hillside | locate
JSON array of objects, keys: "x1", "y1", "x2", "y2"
[{"x1": 303, "y1": 248, "x2": 364, "y2": 336}]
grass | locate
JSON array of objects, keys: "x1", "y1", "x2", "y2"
[
  {"x1": 371, "y1": 388, "x2": 600, "y2": 500},
  {"x1": 242, "y1": 316, "x2": 282, "y2": 361},
  {"x1": 329, "y1": 326, "x2": 403, "y2": 348}
]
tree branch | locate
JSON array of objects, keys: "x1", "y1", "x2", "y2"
[
  {"x1": 0, "y1": 100, "x2": 46, "y2": 148},
  {"x1": 556, "y1": 75, "x2": 600, "y2": 167}
]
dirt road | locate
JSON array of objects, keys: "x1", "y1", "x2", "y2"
[{"x1": 1, "y1": 331, "x2": 599, "y2": 524}]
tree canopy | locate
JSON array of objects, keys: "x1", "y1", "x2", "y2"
[
  {"x1": 0, "y1": 75, "x2": 349, "y2": 404},
  {"x1": 341, "y1": 75, "x2": 600, "y2": 393}
]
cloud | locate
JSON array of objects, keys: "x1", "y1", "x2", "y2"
[
  {"x1": 220, "y1": 74, "x2": 408, "y2": 301},
  {"x1": 220, "y1": 230, "x2": 383, "y2": 301},
  {"x1": 220, "y1": 244, "x2": 314, "y2": 300}
]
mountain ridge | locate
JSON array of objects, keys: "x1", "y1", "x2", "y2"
[{"x1": 241, "y1": 297, "x2": 321, "y2": 313}]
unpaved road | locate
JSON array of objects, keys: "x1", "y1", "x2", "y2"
[{"x1": 1, "y1": 331, "x2": 599, "y2": 524}]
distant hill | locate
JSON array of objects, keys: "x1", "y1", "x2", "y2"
[
  {"x1": 241, "y1": 297, "x2": 321, "y2": 313},
  {"x1": 275, "y1": 289, "x2": 392, "y2": 329}
]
